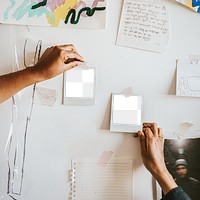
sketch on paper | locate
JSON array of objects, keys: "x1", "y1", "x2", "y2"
[
  {"x1": 176, "y1": 60, "x2": 200, "y2": 97},
  {"x1": 176, "y1": 0, "x2": 200, "y2": 13},
  {"x1": 0, "y1": 0, "x2": 107, "y2": 29},
  {"x1": 4, "y1": 39, "x2": 42, "y2": 200},
  {"x1": 116, "y1": 0, "x2": 169, "y2": 53}
]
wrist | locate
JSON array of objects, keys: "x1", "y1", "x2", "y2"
[{"x1": 154, "y1": 168, "x2": 177, "y2": 195}]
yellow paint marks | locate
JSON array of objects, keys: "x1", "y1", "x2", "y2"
[{"x1": 47, "y1": 0, "x2": 78, "y2": 27}]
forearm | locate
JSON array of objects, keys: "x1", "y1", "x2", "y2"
[
  {"x1": 0, "y1": 67, "x2": 41, "y2": 103},
  {"x1": 153, "y1": 168, "x2": 178, "y2": 195}
]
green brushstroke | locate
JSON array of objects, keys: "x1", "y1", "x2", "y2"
[
  {"x1": 31, "y1": 0, "x2": 47, "y2": 9},
  {"x1": 65, "y1": 6, "x2": 106, "y2": 25},
  {"x1": 4, "y1": 0, "x2": 16, "y2": 20}
]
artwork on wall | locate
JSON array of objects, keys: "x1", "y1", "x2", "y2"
[
  {"x1": 0, "y1": 0, "x2": 107, "y2": 29},
  {"x1": 176, "y1": 0, "x2": 200, "y2": 13}
]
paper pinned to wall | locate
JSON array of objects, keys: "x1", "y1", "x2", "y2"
[
  {"x1": 176, "y1": 0, "x2": 200, "y2": 13},
  {"x1": 70, "y1": 159, "x2": 133, "y2": 200},
  {"x1": 116, "y1": 0, "x2": 169, "y2": 53},
  {"x1": 0, "y1": 0, "x2": 107, "y2": 29},
  {"x1": 110, "y1": 93, "x2": 142, "y2": 133},
  {"x1": 63, "y1": 66, "x2": 96, "y2": 106},
  {"x1": 176, "y1": 59, "x2": 200, "y2": 97}
]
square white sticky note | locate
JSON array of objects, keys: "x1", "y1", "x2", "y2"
[
  {"x1": 110, "y1": 94, "x2": 142, "y2": 133},
  {"x1": 63, "y1": 67, "x2": 96, "y2": 106}
]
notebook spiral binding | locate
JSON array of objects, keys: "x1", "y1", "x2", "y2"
[{"x1": 69, "y1": 162, "x2": 76, "y2": 200}]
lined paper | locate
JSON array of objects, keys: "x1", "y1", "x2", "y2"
[{"x1": 71, "y1": 159, "x2": 133, "y2": 200}]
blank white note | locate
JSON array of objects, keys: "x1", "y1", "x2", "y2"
[
  {"x1": 64, "y1": 68, "x2": 95, "y2": 98},
  {"x1": 71, "y1": 159, "x2": 133, "y2": 200},
  {"x1": 112, "y1": 95, "x2": 142, "y2": 125},
  {"x1": 116, "y1": 0, "x2": 169, "y2": 53}
]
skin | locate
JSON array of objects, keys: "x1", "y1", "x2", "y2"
[
  {"x1": 176, "y1": 165, "x2": 188, "y2": 179},
  {"x1": 137, "y1": 123, "x2": 178, "y2": 195},
  {"x1": 0, "y1": 44, "x2": 84, "y2": 104}
]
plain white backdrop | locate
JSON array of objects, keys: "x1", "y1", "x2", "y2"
[{"x1": 0, "y1": 0, "x2": 200, "y2": 199}]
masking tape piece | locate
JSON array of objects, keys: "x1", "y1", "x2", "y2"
[
  {"x1": 35, "y1": 87, "x2": 57, "y2": 106},
  {"x1": 174, "y1": 122, "x2": 194, "y2": 139},
  {"x1": 98, "y1": 151, "x2": 113, "y2": 167},
  {"x1": 121, "y1": 87, "x2": 134, "y2": 97}
]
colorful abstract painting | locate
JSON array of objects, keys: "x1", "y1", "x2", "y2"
[
  {"x1": 0, "y1": 0, "x2": 107, "y2": 29},
  {"x1": 176, "y1": 0, "x2": 200, "y2": 13}
]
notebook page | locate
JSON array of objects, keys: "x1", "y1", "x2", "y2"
[{"x1": 71, "y1": 159, "x2": 133, "y2": 200}]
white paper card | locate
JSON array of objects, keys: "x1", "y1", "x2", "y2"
[
  {"x1": 63, "y1": 67, "x2": 95, "y2": 106},
  {"x1": 110, "y1": 94, "x2": 142, "y2": 133},
  {"x1": 176, "y1": 60, "x2": 200, "y2": 97},
  {"x1": 116, "y1": 0, "x2": 169, "y2": 53},
  {"x1": 71, "y1": 159, "x2": 133, "y2": 200}
]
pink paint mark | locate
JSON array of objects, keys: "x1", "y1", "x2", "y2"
[{"x1": 31, "y1": 0, "x2": 65, "y2": 12}]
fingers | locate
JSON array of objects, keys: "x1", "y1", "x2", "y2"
[
  {"x1": 58, "y1": 44, "x2": 78, "y2": 52},
  {"x1": 138, "y1": 131, "x2": 146, "y2": 151},
  {"x1": 63, "y1": 51, "x2": 84, "y2": 63},
  {"x1": 64, "y1": 60, "x2": 84, "y2": 70},
  {"x1": 143, "y1": 123, "x2": 158, "y2": 137}
]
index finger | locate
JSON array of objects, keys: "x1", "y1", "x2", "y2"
[
  {"x1": 143, "y1": 123, "x2": 158, "y2": 137},
  {"x1": 58, "y1": 44, "x2": 77, "y2": 52}
]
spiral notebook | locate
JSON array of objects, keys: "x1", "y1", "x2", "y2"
[{"x1": 70, "y1": 159, "x2": 133, "y2": 200}]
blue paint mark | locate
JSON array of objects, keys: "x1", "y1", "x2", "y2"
[
  {"x1": 192, "y1": 0, "x2": 200, "y2": 6},
  {"x1": 4, "y1": 0, "x2": 16, "y2": 20},
  {"x1": 192, "y1": 0, "x2": 200, "y2": 12}
]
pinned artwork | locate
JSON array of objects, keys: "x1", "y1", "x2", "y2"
[
  {"x1": 63, "y1": 66, "x2": 95, "y2": 106},
  {"x1": 110, "y1": 94, "x2": 142, "y2": 133},
  {"x1": 176, "y1": 59, "x2": 200, "y2": 97},
  {"x1": 0, "y1": 0, "x2": 107, "y2": 29},
  {"x1": 176, "y1": 0, "x2": 200, "y2": 13},
  {"x1": 116, "y1": 0, "x2": 169, "y2": 53}
]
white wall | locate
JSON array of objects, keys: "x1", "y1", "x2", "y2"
[{"x1": 0, "y1": 0, "x2": 200, "y2": 199}]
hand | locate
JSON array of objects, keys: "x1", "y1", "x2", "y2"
[
  {"x1": 138, "y1": 123, "x2": 166, "y2": 175},
  {"x1": 31, "y1": 44, "x2": 84, "y2": 81},
  {"x1": 137, "y1": 122, "x2": 177, "y2": 195}
]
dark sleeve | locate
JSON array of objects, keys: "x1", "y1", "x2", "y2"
[{"x1": 161, "y1": 187, "x2": 191, "y2": 200}]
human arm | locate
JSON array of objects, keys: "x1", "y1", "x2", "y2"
[
  {"x1": 0, "y1": 44, "x2": 84, "y2": 104},
  {"x1": 137, "y1": 123, "x2": 177, "y2": 195},
  {"x1": 137, "y1": 123, "x2": 191, "y2": 200}
]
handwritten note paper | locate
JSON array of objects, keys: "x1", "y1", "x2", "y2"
[{"x1": 116, "y1": 0, "x2": 169, "y2": 53}]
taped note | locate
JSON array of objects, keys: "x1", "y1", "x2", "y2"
[
  {"x1": 63, "y1": 66, "x2": 96, "y2": 106},
  {"x1": 116, "y1": 0, "x2": 169, "y2": 53},
  {"x1": 110, "y1": 93, "x2": 142, "y2": 133}
]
